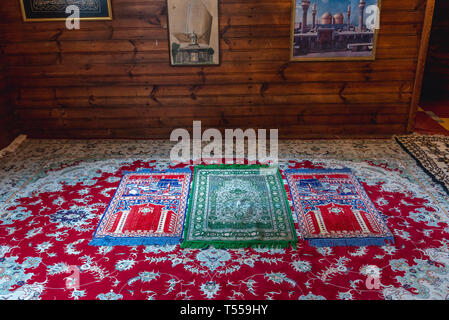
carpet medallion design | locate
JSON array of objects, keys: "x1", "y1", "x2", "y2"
[
  {"x1": 181, "y1": 165, "x2": 298, "y2": 249},
  {"x1": 396, "y1": 134, "x2": 449, "y2": 194},
  {"x1": 285, "y1": 168, "x2": 394, "y2": 247},
  {"x1": 90, "y1": 169, "x2": 192, "y2": 246}
]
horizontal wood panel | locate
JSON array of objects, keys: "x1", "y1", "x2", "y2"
[
  {"x1": 0, "y1": 23, "x2": 424, "y2": 44},
  {"x1": 15, "y1": 104, "x2": 410, "y2": 119},
  {"x1": 0, "y1": 73, "x2": 17, "y2": 148},
  {"x1": 9, "y1": 71, "x2": 417, "y2": 88},
  {"x1": 19, "y1": 114, "x2": 408, "y2": 131},
  {"x1": 22, "y1": 124, "x2": 407, "y2": 139},
  {"x1": 0, "y1": 6, "x2": 426, "y2": 28},
  {"x1": 14, "y1": 93, "x2": 412, "y2": 110},
  {"x1": 6, "y1": 60, "x2": 418, "y2": 77},
  {"x1": 2, "y1": 33, "x2": 421, "y2": 55},
  {"x1": 16, "y1": 81, "x2": 412, "y2": 99},
  {"x1": 2, "y1": 46, "x2": 421, "y2": 69},
  {"x1": 2, "y1": 0, "x2": 409, "y2": 19}
]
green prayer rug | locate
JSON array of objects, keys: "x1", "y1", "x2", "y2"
[{"x1": 181, "y1": 165, "x2": 298, "y2": 249}]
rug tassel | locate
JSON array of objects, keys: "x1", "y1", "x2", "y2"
[
  {"x1": 307, "y1": 236, "x2": 395, "y2": 248},
  {"x1": 89, "y1": 236, "x2": 182, "y2": 246},
  {"x1": 180, "y1": 240, "x2": 297, "y2": 249}
]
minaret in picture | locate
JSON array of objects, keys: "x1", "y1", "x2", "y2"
[
  {"x1": 312, "y1": 3, "x2": 317, "y2": 29},
  {"x1": 347, "y1": 5, "x2": 351, "y2": 26},
  {"x1": 358, "y1": 0, "x2": 366, "y2": 32},
  {"x1": 301, "y1": 0, "x2": 311, "y2": 33},
  {"x1": 292, "y1": 0, "x2": 376, "y2": 57}
]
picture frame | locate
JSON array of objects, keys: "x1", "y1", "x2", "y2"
[
  {"x1": 290, "y1": 0, "x2": 381, "y2": 61},
  {"x1": 19, "y1": 0, "x2": 113, "y2": 22},
  {"x1": 167, "y1": 0, "x2": 220, "y2": 66}
]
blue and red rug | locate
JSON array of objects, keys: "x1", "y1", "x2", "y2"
[
  {"x1": 285, "y1": 168, "x2": 394, "y2": 247},
  {"x1": 90, "y1": 169, "x2": 192, "y2": 246}
]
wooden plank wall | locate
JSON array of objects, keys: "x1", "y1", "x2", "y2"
[
  {"x1": 421, "y1": 0, "x2": 449, "y2": 101},
  {"x1": 0, "y1": 0, "x2": 429, "y2": 139},
  {"x1": 0, "y1": 69, "x2": 17, "y2": 149}
]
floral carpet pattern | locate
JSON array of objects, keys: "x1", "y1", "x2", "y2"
[{"x1": 0, "y1": 139, "x2": 449, "y2": 300}]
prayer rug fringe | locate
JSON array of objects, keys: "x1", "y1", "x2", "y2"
[
  {"x1": 122, "y1": 167, "x2": 193, "y2": 175},
  {"x1": 89, "y1": 236, "x2": 181, "y2": 246},
  {"x1": 307, "y1": 236, "x2": 395, "y2": 248},
  {"x1": 180, "y1": 240, "x2": 296, "y2": 249},
  {"x1": 194, "y1": 164, "x2": 270, "y2": 169}
]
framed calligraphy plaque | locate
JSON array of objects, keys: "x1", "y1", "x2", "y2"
[{"x1": 20, "y1": 0, "x2": 112, "y2": 21}]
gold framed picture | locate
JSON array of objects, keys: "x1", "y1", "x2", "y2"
[
  {"x1": 167, "y1": 0, "x2": 220, "y2": 66},
  {"x1": 19, "y1": 0, "x2": 113, "y2": 22},
  {"x1": 290, "y1": 0, "x2": 381, "y2": 61}
]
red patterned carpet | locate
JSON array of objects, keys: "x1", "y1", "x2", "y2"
[
  {"x1": 0, "y1": 139, "x2": 448, "y2": 300},
  {"x1": 415, "y1": 101, "x2": 449, "y2": 135}
]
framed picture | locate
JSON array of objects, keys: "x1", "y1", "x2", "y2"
[
  {"x1": 19, "y1": 0, "x2": 112, "y2": 22},
  {"x1": 167, "y1": 0, "x2": 220, "y2": 66},
  {"x1": 290, "y1": 0, "x2": 380, "y2": 61}
]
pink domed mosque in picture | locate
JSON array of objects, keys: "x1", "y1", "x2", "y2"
[{"x1": 291, "y1": 0, "x2": 379, "y2": 60}]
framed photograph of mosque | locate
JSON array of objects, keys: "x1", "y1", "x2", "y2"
[
  {"x1": 19, "y1": 0, "x2": 112, "y2": 21},
  {"x1": 290, "y1": 0, "x2": 381, "y2": 61},
  {"x1": 167, "y1": 0, "x2": 220, "y2": 66}
]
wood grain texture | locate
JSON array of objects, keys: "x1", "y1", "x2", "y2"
[
  {"x1": 0, "y1": 0, "x2": 432, "y2": 139},
  {"x1": 420, "y1": 0, "x2": 449, "y2": 102},
  {"x1": 0, "y1": 71, "x2": 18, "y2": 149},
  {"x1": 407, "y1": 0, "x2": 436, "y2": 132}
]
